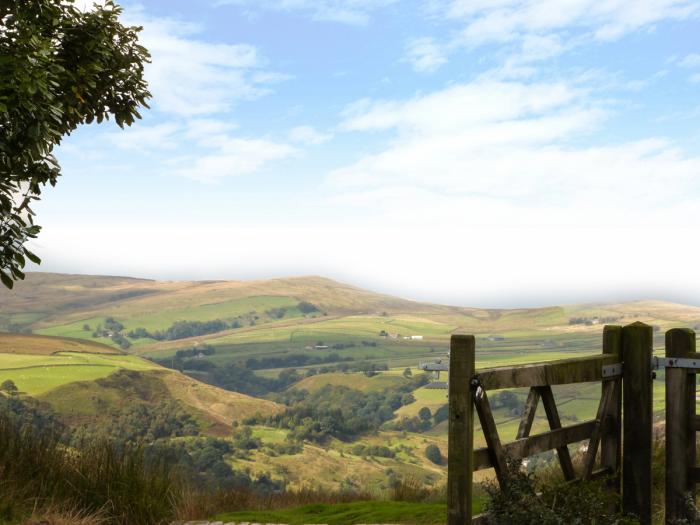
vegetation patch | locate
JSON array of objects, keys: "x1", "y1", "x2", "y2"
[{"x1": 214, "y1": 501, "x2": 455, "y2": 525}]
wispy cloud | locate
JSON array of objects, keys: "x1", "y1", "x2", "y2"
[
  {"x1": 214, "y1": 0, "x2": 397, "y2": 25},
  {"x1": 123, "y1": 10, "x2": 285, "y2": 117},
  {"x1": 332, "y1": 78, "x2": 700, "y2": 227},
  {"x1": 411, "y1": 0, "x2": 699, "y2": 73},
  {"x1": 404, "y1": 37, "x2": 448, "y2": 73},
  {"x1": 289, "y1": 125, "x2": 333, "y2": 145},
  {"x1": 169, "y1": 138, "x2": 298, "y2": 182}
]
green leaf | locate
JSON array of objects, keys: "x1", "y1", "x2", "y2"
[{"x1": 0, "y1": 272, "x2": 14, "y2": 289}]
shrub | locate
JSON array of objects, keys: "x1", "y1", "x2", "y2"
[
  {"x1": 483, "y1": 459, "x2": 638, "y2": 525},
  {"x1": 424, "y1": 444, "x2": 442, "y2": 464},
  {"x1": 298, "y1": 301, "x2": 318, "y2": 314}
]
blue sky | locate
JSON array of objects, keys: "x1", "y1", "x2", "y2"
[{"x1": 33, "y1": 0, "x2": 700, "y2": 307}]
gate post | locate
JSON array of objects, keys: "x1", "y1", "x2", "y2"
[
  {"x1": 601, "y1": 325, "x2": 622, "y2": 500},
  {"x1": 447, "y1": 335, "x2": 475, "y2": 525},
  {"x1": 665, "y1": 328, "x2": 696, "y2": 523},
  {"x1": 622, "y1": 322, "x2": 653, "y2": 524}
]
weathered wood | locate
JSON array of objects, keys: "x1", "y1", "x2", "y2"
[
  {"x1": 693, "y1": 414, "x2": 700, "y2": 432},
  {"x1": 473, "y1": 385, "x2": 509, "y2": 487},
  {"x1": 601, "y1": 325, "x2": 622, "y2": 498},
  {"x1": 622, "y1": 322, "x2": 653, "y2": 525},
  {"x1": 447, "y1": 335, "x2": 475, "y2": 525},
  {"x1": 475, "y1": 354, "x2": 619, "y2": 390},
  {"x1": 473, "y1": 420, "x2": 596, "y2": 470},
  {"x1": 582, "y1": 379, "x2": 616, "y2": 480},
  {"x1": 665, "y1": 328, "x2": 697, "y2": 524},
  {"x1": 537, "y1": 385, "x2": 576, "y2": 480},
  {"x1": 516, "y1": 387, "x2": 540, "y2": 439}
]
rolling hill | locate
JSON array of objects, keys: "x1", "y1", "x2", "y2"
[
  {"x1": 2, "y1": 272, "x2": 699, "y2": 491},
  {"x1": 0, "y1": 332, "x2": 281, "y2": 434}
]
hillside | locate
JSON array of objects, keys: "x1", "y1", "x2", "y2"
[{"x1": 0, "y1": 332, "x2": 281, "y2": 434}]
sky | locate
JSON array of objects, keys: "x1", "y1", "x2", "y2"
[{"x1": 30, "y1": 0, "x2": 700, "y2": 307}]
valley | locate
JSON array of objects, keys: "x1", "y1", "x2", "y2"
[{"x1": 1, "y1": 272, "x2": 697, "y2": 492}]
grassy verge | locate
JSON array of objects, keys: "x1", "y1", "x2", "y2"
[{"x1": 214, "y1": 500, "x2": 474, "y2": 525}]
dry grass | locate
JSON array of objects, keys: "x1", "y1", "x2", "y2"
[
  {"x1": 21, "y1": 507, "x2": 107, "y2": 525},
  {"x1": 0, "y1": 333, "x2": 119, "y2": 356},
  {"x1": 174, "y1": 486, "x2": 377, "y2": 522}
]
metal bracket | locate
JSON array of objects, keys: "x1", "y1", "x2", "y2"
[
  {"x1": 652, "y1": 356, "x2": 700, "y2": 370},
  {"x1": 602, "y1": 363, "x2": 623, "y2": 378}
]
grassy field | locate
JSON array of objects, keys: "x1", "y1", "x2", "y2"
[
  {"x1": 290, "y1": 372, "x2": 408, "y2": 393},
  {"x1": 0, "y1": 351, "x2": 160, "y2": 395},
  {"x1": 214, "y1": 501, "x2": 482, "y2": 525}
]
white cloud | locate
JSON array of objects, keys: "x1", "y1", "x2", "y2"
[
  {"x1": 405, "y1": 37, "x2": 448, "y2": 73},
  {"x1": 289, "y1": 125, "x2": 333, "y2": 145},
  {"x1": 331, "y1": 79, "x2": 700, "y2": 228},
  {"x1": 420, "y1": 1, "x2": 699, "y2": 71},
  {"x1": 446, "y1": 0, "x2": 698, "y2": 45},
  {"x1": 122, "y1": 11, "x2": 285, "y2": 117},
  {"x1": 86, "y1": 7, "x2": 296, "y2": 183},
  {"x1": 679, "y1": 53, "x2": 700, "y2": 68},
  {"x1": 215, "y1": 0, "x2": 397, "y2": 25},
  {"x1": 170, "y1": 138, "x2": 298, "y2": 182}
]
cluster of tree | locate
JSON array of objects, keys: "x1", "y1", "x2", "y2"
[
  {"x1": 71, "y1": 401, "x2": 200, "y2": 445},
  {"x1": 244, "y1": 353, "x2": 353, "y2": 370},
  {"x1": 175, "y1": 344, "x2": 216, "y2": 359},
  {"x1": 128, "y1": 319, "x2": 235, "y2": 341},
  {"x1": 91, "y1": 317, "x2": 131, "y2": 349},
  {"x1": 568, "y1": 316, "x2": 620, "y2": 326},
  {"x1": 0, "y1": 390, "x2": 62, "y2": 436},
  {"x1": 389, "y1": 403, "x2": 450, "y2": 432},
  {"x1": 0, "y1": 323, "x2": 31, "y2": 334},
  {"x1": 490, "y1": 391, "x2": 522, "y2": 416},
  {"x1": 266, "y1": 307, "x2": 287, "y2": 319},
  {"x1": 248, "y1": 378, "x2": 426, "y2": 444},
  {"x1": 297, "y1": 301, "x2": 319, "y2": 314},
  {"x1": 351, "y1": 444, "x2": 395, "y2": 458},
  {"x1": 144, "y1": 437, "x2": 282, "y2": 492}
]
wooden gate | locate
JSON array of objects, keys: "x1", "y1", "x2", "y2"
[{"x1": 446, "y1": 323, "x2": 654, "y2": 525}]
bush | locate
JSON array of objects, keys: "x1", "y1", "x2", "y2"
[
  {"x1": 424, "y1": 444, "x2": 442, "y2": 464},
  {"x1": 484, "y1": 459, "x2": 638, "y2": 525},
  {"x1": 297, "y1": 301, "x2": 318, "y2": 314}
]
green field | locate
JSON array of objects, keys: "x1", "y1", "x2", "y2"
[{"x1": 0, "y1": 351, "x2": 159, "y2": 395}]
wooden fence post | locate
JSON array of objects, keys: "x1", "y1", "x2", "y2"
[
  {"x1": 447, "y1": 335, "x2": 475, "y2": 525},
  {"x1": 665, "y1": 328, "x2": 696, "y2": 524},
  {"x1": 621, "y1": 322, "x2": 653, "y2": 525},
  {"x1": 601, "y1": 325, "x2": 622, "y2": 500}
]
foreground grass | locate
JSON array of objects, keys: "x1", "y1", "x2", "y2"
[{"x1": 214, "y1": 500, "x2": 479, "y2": 525}]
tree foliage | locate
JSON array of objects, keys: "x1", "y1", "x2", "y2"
[{"x1": 0, "y1": 0, "x2": 150, "y2": 288}]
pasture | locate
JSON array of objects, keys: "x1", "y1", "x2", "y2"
[{"x1": 0, "y1": 351, "x2": 159, "y2": 395}]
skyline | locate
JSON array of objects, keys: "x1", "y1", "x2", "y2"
[{"x1": 27, "y1": 0, "x2": 700, "y2": 307}]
